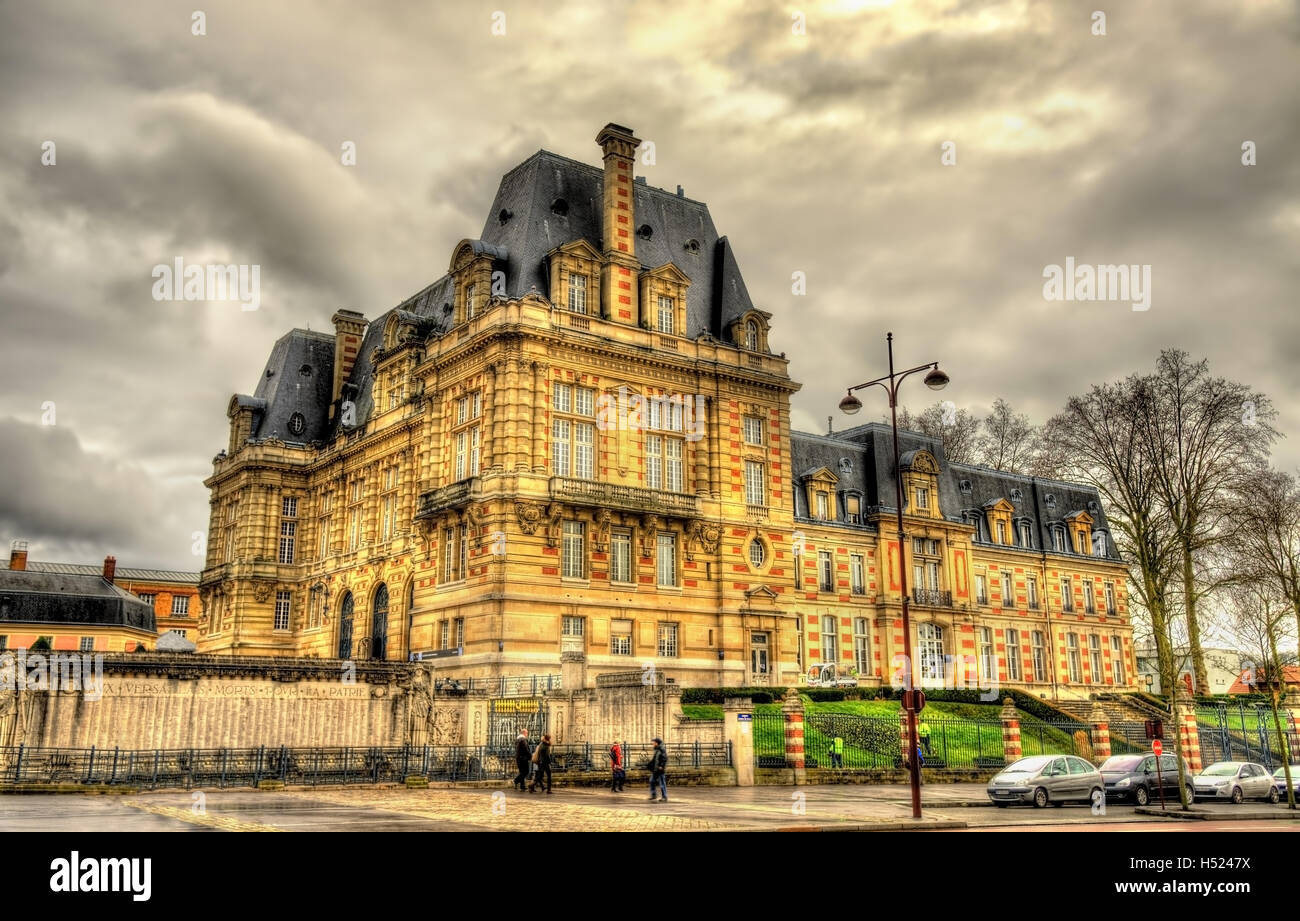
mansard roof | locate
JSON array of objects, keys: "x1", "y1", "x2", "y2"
[{"x1": 0, "y1": 569, "x2": 157, "y2": 632}]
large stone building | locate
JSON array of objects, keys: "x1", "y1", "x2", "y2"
[
  {"x1": 199, "y1": 123, "x2": 1135, "y2": 697},
  {"x1": 23, "y1": 557, "x2": 201, "y2": 642}
]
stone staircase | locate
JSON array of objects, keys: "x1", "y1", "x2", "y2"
[{"x1": 1047, "y1": 693, "x2": 1169, "y2": 726}]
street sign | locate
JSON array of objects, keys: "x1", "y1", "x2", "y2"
[
  {"x1": 1152, "y1": 740, "x2": 1162, "y2": 756},
  {"x1": 737, "y1": 713, "x2": 752, "y2": 721}
]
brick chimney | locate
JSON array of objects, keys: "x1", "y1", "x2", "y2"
[
  {"x1": 102, "y1": 555, "x2": 117, "y2": 584},
  {"x1": 329, "y1": 309, "x2": 367, "y2": 422},
  {"x1": 595, "y1": 123, "x2": 642, "y2": 325},
  {"x1": 8, "y1": 539, "x2": 28, "y2": 571}
]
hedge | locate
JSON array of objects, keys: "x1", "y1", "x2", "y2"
[{"x1": 679, "y1": 685, "x2": 1081, "y2": 720}]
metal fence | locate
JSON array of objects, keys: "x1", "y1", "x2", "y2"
[
  {"x1": 1197, "y1": 703, "x2": 1297, "y2": 769},
  {"x1": 426, "y1": 673, "x2": 562, "y2": 697},
  {"x1": 0, "y1": 741, "x2": 730, "y2": 790}
]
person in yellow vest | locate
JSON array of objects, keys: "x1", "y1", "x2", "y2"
[
  {"x1": 829, "y1": 735, "x2": 844, "y2": 768},
  {"x1": 918, "y1": 721, "x2": 932, "y2": 756}
]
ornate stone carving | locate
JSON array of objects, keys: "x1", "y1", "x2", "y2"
[
  {"x1": 641, "y1": 515, "x2": 660, "y2": 556},
  {"x1": 690, "y1": 520, "x2": 721, "y2": 555},
  {"x1": 464, "y1": 503, "x2": 484, "y2": 532},
  {"x1": 516, "y1": 501, "x2": 542, "y2": 535},
  {"x1": 593, "y1": 507, "x2": 612, "y2": 551},
  {"x1": 545, "y1": 502, "x2": 564, "y2": 547},
  {"x1": 431, "y1": 706, "x2": 463, "y2": 745},
  {"x1": 252, "y1": 582, "x2": 273, "y2": 603}
]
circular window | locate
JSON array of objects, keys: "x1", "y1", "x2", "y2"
[
  {"x1": 749, "y1": 538, "x2": 766, "y2": 568},
  {"x1": 288, "y1": 412, "x2": 306, "y2": 436}
]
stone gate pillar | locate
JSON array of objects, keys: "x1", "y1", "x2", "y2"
[
  {"x1": 724, "y1": 697, "x2": 754, "y2": 787},
  {"x1": 1175, "y1": 686, "x2": 1202, "y2": 772},
  {"x1": 1089, "y1": 702, "x2": 1111, "y2": 762},
  {"x1": 1001, "y1": 697, "x2": 1021, "y2": 764},
  {"x1": 782, "y1": 688, "x2": 806, "y2": 785}
]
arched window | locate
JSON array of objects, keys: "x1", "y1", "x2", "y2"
[
  {"x1": 337, "y1": 591, "x2": 354, "y2": 659},
  {"x1": 745, "y1": 321, "x2": 759, "y2": 351},
  {"x1": 371, "y1": 583, "x2": 389, "y2": 661},
  {"x1": 918, "y1": 623, "x2": 945, "y2": 682}
]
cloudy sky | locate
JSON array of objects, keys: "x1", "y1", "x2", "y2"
[{"x1": 1, "y1": 0, "x2": 1297, "y2": 570}]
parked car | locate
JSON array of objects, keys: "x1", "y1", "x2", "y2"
[
  {"x1": 1100, "y1": 752, "x2": 1190, "y2": 806},
  {"x1": 986, "y1": 754, "x2": 1103, "y2": 808},
  {"x1": 1273, "y1": 765, "x2": 1300, "y2": 799},
  {"x1": 1190, "y1": 761, "x2": 1279, "y2": 804}
]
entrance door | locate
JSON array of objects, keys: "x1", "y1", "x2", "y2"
[
  {"x1": 371, "y1": 584, "x2": 389, "y2": 661},
  {"x1": 337, "y1": 591, "x2": 354, "y2": 659}
]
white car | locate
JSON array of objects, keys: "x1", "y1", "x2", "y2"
[{"x1": 1190, "y1": 761, "x2": 1279, "y2": 804}]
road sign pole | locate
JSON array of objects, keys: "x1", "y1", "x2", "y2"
[{"x1": 1153, "y1": 739, "x2": 1166, "y2": 810}]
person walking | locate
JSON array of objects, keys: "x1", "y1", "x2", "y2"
[
  {"x1": 918, "y1": 720, "x2": 932, "y2": 756},
  {"x1": 513, "y1": 728, "x2": 531, "y2": 791},
  {"x1": 831, "y1": 735, "x2": 844, "y2": 769},
  {"x1": 609, "y1": 739, "x2": 625, "y2": 792},
  {"x1": 529, "y1": 733, "x2": 553, "y2": 794},
  {"x1": 647, "y1": 737, "x2": 668, "y2": 802}
]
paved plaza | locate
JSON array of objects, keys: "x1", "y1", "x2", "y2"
[{"x1": 3, "y1": 783, "x2": 1298, "y2": 832}]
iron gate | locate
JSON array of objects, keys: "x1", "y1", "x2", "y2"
[{"x1": 488, "y1": 698, "x2": 548, "y2": 753}]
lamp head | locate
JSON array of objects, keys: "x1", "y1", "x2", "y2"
[
  {"x1": 924, "y1": 367, "x2": 950, "y2": 391},
  {"x1": 838, "y1": 392, "x2": 863, "y2": 415}
]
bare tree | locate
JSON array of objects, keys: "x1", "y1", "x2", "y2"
[
  {"x1": 1137, "y1": 350, "x2": 1278, "y2": 694},
  {"x1": 977, "y1": 398, "x2": 1040, "y2": 472},
  {"x1": 893, "y1": 402, "x2": 982, "y2": 465},
  {"x1": 1045, "y1": 376, "x2": 1190, "y2": 807},
  {"x1": 1232, "y1": 469, "x2": 1300, "y2": 649}
]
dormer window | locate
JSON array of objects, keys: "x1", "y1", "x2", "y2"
[
  {"x1": 745, "y1": 322, "x2": 759, "y2": 351},
  {"x1": 996, "y1": 520, "x2": 1007, "y2": 545},
  {"x1": 657, "y1": 296, "x2": 675, "y2": 334},
  {"x1": 466, "y1": 283, "x2": 478, "y2": 319},
  {"x1": 915, "y1": 487, "x2": 929, "y2": 510},
  {"x1": 1076, "y1": 531, "x2": 1090, "y2": 555},
  {"x1": 1052, "y1": 528, "x2": 1066, "y2": 553},
  {"x1": 1018, "y1": 521, "x2": 1032, "y2": 547},
  {"x1": 816, "y1": 492, "x2": 829, "y2": 520},
  {"x1": 844, "y1": 493, "x2": 861, "y2": 524},
  {"x1": 568, "y1": 273, "x2": 587, "y2": 314}
]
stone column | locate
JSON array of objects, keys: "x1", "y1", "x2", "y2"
[
  {"x1": 561, "y1": 650, "x2": 587, "y2": 691},
  {"x1": 899, "y1": 711, "x2": 911, "y2": 766},
  {"x1": 1001, "y1": 697, "x2": 1021, "y2": 764},
  {"x1": 1175, "y1": 686, "x2": 1202, "y2": 772},
  {"x1": 782, "y1": 687, "x2": 806, "y2": 784},
  {"x1": 724, "y1": 696, "x2": 754, "y2": 786},
  {"x1": 1089, "y1": 702, "x2": 1111, "y2": 762}
]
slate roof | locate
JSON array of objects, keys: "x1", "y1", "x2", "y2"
[
  {"x1": 0, "y1": 570, "x2": 157, "y2": 631},
  {"x1": 25, "y1": 562, "x2": 199, "y2": 585},
  {"x1": 790, "y1": 423, "x2": 1121, "y2": 561},
  {"x1": 236, "y1": 146, "x2": 761, "y2": 444}
]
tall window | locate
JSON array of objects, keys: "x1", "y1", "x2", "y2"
[
  {"x1": 224, "y1": 498, "x2": 238, "y2": 563},
  {"x1": 657, "y1": 622, "x2": 678, "y2": 657},
  {"x1": 751, "y1": 632, "x2": 770, "y2": 675},
  {"x1": 821, "y1": 614, "x2": 839, "y2": 663},
  {"x1": 1031, "y1": 631, "x2": 1047, "y2": 681},
  {"x1": 1005, "y1": 629, "x2": 1022, "y2": 681},
  {"x1": 1076, "y1": 530, "x2": 1090, "y2": 555},
  {"x1": 1018, "y1": 521, "x2": 1032, "y2": 547},
  {"x1": 912, "y1": 539, "x2": 941, "y2": 593},
  {"x1": 442, "y1": 527, "x2": 465, "y2": 583},
  {"x1": 380, "y1": 465, "x2": 398, "y2": 541},
  {"x1": 1104, "y1": 582, "x2": 1115, "y2": 614},
  {"x1": 274, "y1": 591, "x2": 291, "y2": 631},
  {"x1": 915, "y1": 486, "x2": 929, "y2": 510},
  {"x1": 745, "y1": 321, "x2": 759, "y2": 350},
  {"x1": 562, "y1": 521, "x2": 585, "y2": 579},
  {"x1": 645, "y1": 433, "x2": 683, "y2": 491},
  {"x1": 656, "y1": 532, "x2": 678, "y2": 587},
  {"x1": 815, "y1": 491, "x2": 829, "y2": 520},
  {"x1": 744, "y1": 460, "x2": 765, "y2": 506},
  {"x1": 610, "y1": 529, "x2": 632, "y2": 583},
  {"x1": 552, "y1": 383, "x2": 595, "y2": 479},
  {"x1": 665, "y1": 438, "x2": 682, "y2": 491},
  {"x1": 656, "y1": 295, "x2": 674, "y2": 334},
  {"x1": 567, "y1": 273, "x2": 587, "y2": 313},
  {"x1": 611, "y1": 619, "x2": 632, "y2": 655},
  {"x1": 996, "y1": 519, "x2": 1007, "y2": 544},
  {"x1": 818, "y1": 550, "x2": 834, "y2": 591},
  {"x1": 347, "y1": 478, "x2": 364, "y2": 551},
  {"x1": 1001, "y1": 570, "x2": 1014, "y2": 608},
  {"x1": 853, "y1": 618, "x2": 870, "y2": 674},
  {"x1": 465, "y1": 283, "x2": 477, "y2": 319},
  {"x1": 975, "y1": 573, "x2": 988, "y2": 605},
  {"x1": 1066, "y1": 633, "x2": 1082, "y2": 683},
  {"x1": 845, "y1": 494, "x2": 861, "y2": 524},
  {"x1": 1084, "y1": 581, "x2": 1096, "y2": 614},
  {"x1": 850, "y1": 554, "x2": 865, "y2": 595},
  {"x1": 1110, "y1": 635, "x2": 1126, "y2": 684},
  {"x1": 743, "y1": 415, "x2": 764, "y2": 445},
  {"x1": 455, "y1": 617, "x2": 465, "y2": 650},
  {"x1": 749, "y1": 539, "x2": 766, "y2": 568},
  {"x1": 1061, "y1": 577, "x2": 1074, "y2": 613},
  {"x1": 978, "y1": 627, "x2": 995, "y2": 682},
  {"x1": 171, "y1": 596, "x2": 189, "y2": 616},
  {"x1": 1027, "y1": 576, "x2": 1039, "y2": 610},
  {"x1": 458, "y1": 523, "x2": 468, "y2": 578},
  {"x1": 439, "y1": 619, "x2": 449, "y2": 649},
  {"x1": 918, "y1": 623, "x2": 945, "y2": 682},
  {"x1": 279, "y1": 496, "x2": 297, "y2": 564},
  {"x1": 1052, "y1": 528, "x2": 1066, "y2": 552},
  {"x1": 1088, "y1": 634, "x2": 1103, "y2": 683}
]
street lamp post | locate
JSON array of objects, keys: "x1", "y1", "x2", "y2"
[{"x1": 838, "y1": 332, "x2": 949, "y2": 820}]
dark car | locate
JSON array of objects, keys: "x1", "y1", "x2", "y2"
[
  {"x1": 1273, "y1": 765, "x2": 1300, "y2": 799},
  {"x1": 1100, "y1": 752, "x2": 1189, "y2": 806}
]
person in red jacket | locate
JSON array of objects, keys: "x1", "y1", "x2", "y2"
[{"x1": 609, "y1": 740, "x2": 625, "y2": 792}]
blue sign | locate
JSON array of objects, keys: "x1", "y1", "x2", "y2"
[{"x1": 737, "y1": 713, "x2": 753, "y2": 721}]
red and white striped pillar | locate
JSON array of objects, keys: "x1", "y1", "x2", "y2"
[
  {"x1": 1089, "y1": 703, "x2": 1111, "y2": 762},
  {"x1": 1001, "y1": 697, "x2": 1022, "y2": 764},
  {"x1": 1175, "y1": 687, "x2": 1202, "y2": 772},
  {"x1": 782, "y1": 688, "x2": 806, "y2": 785}
]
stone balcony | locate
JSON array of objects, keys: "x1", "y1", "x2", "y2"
[
  {"x1": 415, "y1": 478, "x2": 477, "y2": 519},
  {"x1": 549, "y1": 476, "x2": 700, "y2": 517}
]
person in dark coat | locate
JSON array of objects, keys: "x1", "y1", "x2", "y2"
[
  {"x1": 609, "y1": 740, "x2": 625, "y2": 792},
  {"x1": 647, "y1": 737, "x2": 668, "y2": 802},
  {"x1": 529, "y1": 733, "x2": 553, "y2": 794},
  {"x1": 513, "y1": 729, "x2": 531, "y2": 791}
]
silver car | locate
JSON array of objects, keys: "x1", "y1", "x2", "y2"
[
  {"x1": 1191, "y1": 761, "x2": 1279, "y2": 804},
  {"x1": 987, "y1": 754, "x2": 1104, "y2": 808}
]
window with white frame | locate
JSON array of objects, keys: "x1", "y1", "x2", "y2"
[
  {"x1": 1084, "y1": 581, "x2": 1096, "y2": 614},
  {"x1": 562, "y1": 521, "x2": 586, "y2": 579},
  {"x1": 274, "y1": 591, "x2": 291, "y2": 631},
  {"x1": 975, "y1": 573, "x2": 989, "y2": 605},
  {"x1": 610, "y1": 529, "x2": 633, "y2": 583},
  {"x1": 1110, "y1": 635, "x2": 1125, "y2": 684},
  {"x1": 749, "y1": 538, "x2": 766, "y2": 569},
  {"x1": 1104, "y1": 582, "x2": 1115, "y2": 614},
  {"x1": 656, "y1": 532, "x2": 677, "y2": 587},
  {"x1": 815, "y1": 491, "x2": 829, "y2": 520},
  {"x1": 562, "y1": 616, "x2": 585, "y2": 637},
  {"x1": 657, "y1": 622, "x2": 678, "y2": 657},
  {"x1": 918, "y1": 623, "x2": 945, "y2": 682},
  {"x1": 455, "y1": 617, "x2": 464, "y2": 649},
  {"x1": 381, "y1": 465, "x2": 399, "y2": 541},
  {"x1": 818, "y1": 550, "x2": 834, "y2": 592},
  {"x1": 1066, "y1": 633, "x2": 1082, "y2": 683},
  {"x1": 1088, "y1": 634, "x2": 1103, "y2": 683},
  {"x1": 139, "y1": 593, "x2": 156, "y2": 608},
  {"x1": 279, "y1": 519, "x2": 296, "y2": 564},
  {"x1": 1005, "y1": 629, "x2": 1022, "y2": 681},
  {"x1": 440, "y1": 619, "x2": 449, "y2": 649},
  {"x1": 751, "y1": 631, "x2": 770, "y2": 675},
  {"x1": 465, "y1": 283, "x2": 477, "y2": 319},
  {"x1": 1027, "y1": 576, "x2": 1039, "y2": 610},
  {"x1": 744, "y1": 460, "x2": 765, "y2": 506},
  {"x1": 743, "y1": 415, "x2": 764, "y2": 445},
  {"x1": 79, "y1": 636, "x2": 95, "y2": 652},
  {"x1": 853, "y1": 618, "x2": 870, "y2": 674},
  {"x1": 821, "y1": 614, "x2": 839, "y2": 663},
  {"x1": 978, "y1": 627, "x2": 995, "y2": 682},
  {"x1": 170, "y1": 595, "x2": 189, "y2": 616},
  {"x1": 745, "y1": 321, "x2": 759, "y2": 351},
  {"x1": 1076, "y1": 530, "x2": 1090, "y2": 555},
  {"x1": 850, "y1": 553, "x2": 865, "y2": 595},
  {"x1": 567, "y1": 273, "x2": 587, "y2": 313},
  {"x1": 1052, "y1": 527, "x2": 1066, "y2": 552},
  {"x1": 611, "y1": 619, "x2": 632, "y2": 655},
  {"x1": 1001, "y1": 570, "x2": 1014, "y2": 608},
  {"x1": 1031, "y1": 631, "x2": 1047, "y2": 681},
  {"x1": 1061, "y1": 576, "x2": 1074, "y2": 613},
  {"x1": 656, "y1": 295, "x2": 674, "y2": 334},
  {"x1": 348, "y1": 478, "x2": 364, "y2": 551},
  {"x1": 551, "y1": 383, "x2": 595, "y2": 479},
  {"x1": 915, "y1": 486, "x2": 929, "y2": 510},
  {"x1": 845, "y1": 493, "x2": 861, "y2": 524},
  {"x1": 996, "y1": 519, "x2": 1007, "y2": 545},
  {"x1": 1019, "y1": 521, "x2": 1032, "y2": 547}
]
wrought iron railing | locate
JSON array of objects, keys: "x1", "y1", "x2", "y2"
[
  {"x1": 421, "y1": 673, "x2": 562, "y2": 697},
  {"x1": 550, "y1": 477, "x2": 700, "y2": 516},
  {"x1": 912, "y1": 588, "x2": 953, "y2": 607}
]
